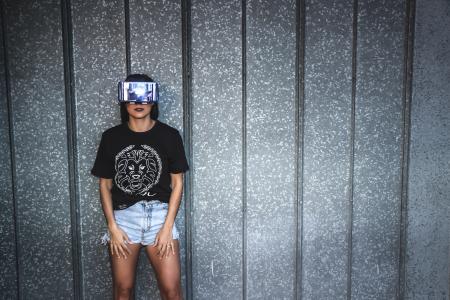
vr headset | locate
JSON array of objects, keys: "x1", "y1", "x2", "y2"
[{"x1": 118, "y1": 81, "x2": 159, "y2": 104}]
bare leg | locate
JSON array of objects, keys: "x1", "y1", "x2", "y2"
[
  {"x1": 145, "y1": 239, "x2": 182, "y2": 300},
  {"x1": 109, "y1": 242, "x2": 142, "y2": 300}
]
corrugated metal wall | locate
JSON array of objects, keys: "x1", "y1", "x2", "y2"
[
  {"x1": 0, "y1": 0, "x2": 448, "y2": 299},
  {"x1": 406, "y1": 0, "x2": 450, "y2": 298}
]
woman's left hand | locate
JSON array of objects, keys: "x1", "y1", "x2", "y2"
[{"x1": 153, "y1": 225, "x2": 175, "y2": 259}]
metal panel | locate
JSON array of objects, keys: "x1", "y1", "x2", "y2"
[
  {"x1": 70, "y1": 0, "x2": 126, "y2": 298},
  {"x1": 191, "y1": 0, "x2": 243, "y2": 299},
  {"x1": 352, "y1": 0, "x2": 405, "y2": 298},
  {"x1": 246, "y1": 0, "x2": 297, "y2": 299},
  {"x1": 302, "y1": 0, "x2": 354, "y2": 298},
  {"x1": 406, "y1": 0, "x2": 450, "y2": 298},
  {"x1": 1, "y1": 1, "x2": 448, "y2": 299},
  {"x1": 0, "y1": 6, "x2": 17, "y2": 298},
  {"x1": 4, "y1": 0, "x2": 73, "y2": 298},
  {"x1": 128, "y1": 0, "x2": 186, "y2": 298}
]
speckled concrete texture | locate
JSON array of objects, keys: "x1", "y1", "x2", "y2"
[
  {"x1": 130, "y1": 0, "x2": 184, "y2": 132},
  {"x1": 302, "y1": 0, "x2": 354, "y2": 299},
  {"x1": 406, "y1": 0, "x2": 450, "y2": 298},
  {"x1": 0, "y1": 12, "x2": 17, "y2": 299},
  {"x1": 352, "y1": 0, "x2": 405, "y2": 298},
  {"x1": 246, "y1": 0, "x2": 297, "y2": 299},
  {"x1": 129, "y1": 0, "x2": 186, "y2": 298},
  {"x1": 2, "y1": 1, "x2": 449, "y2": 299},
  {"x1": 191, "y1": 0, "x2": 243, "y2": 299},
  {"x1": 71, "y1": 0, "x2": 126, "y2": 298},
  {"x1": 4, "y1": 0, "x2": 73, "y2": 298}
]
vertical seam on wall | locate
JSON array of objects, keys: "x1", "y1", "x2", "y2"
[
  {"x1": 124, "y1": 0, "x2": 131, "y2": 75},
  {"x1": 294, "y1": 0, "x2": 299, "y2": 297},
  {"x1": 60, "y1": 0, "x2": 82, "y2": 299},
  {"x1": 398, "y1": 0, "x2": 415, "y2": 298},
  {"x1": 295, "y1": 0, "x2": 306, "y2": 299},
  {"x1": 241, "y1": 0, "x2": 247, "y2": 299},
  {"x1": 181, "y1": 0, "x2": 193, "y2": 299},
  {"x1": 1, "y1": 2, "x2": 21, "y2": 299},
  {"x1": 124, "y1": 3, "x2": 133, "y2": 298},
  {"x1": 347, "y1": 0, "x2": 358, "y2": 299}
]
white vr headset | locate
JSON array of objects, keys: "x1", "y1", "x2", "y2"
[{"x1": 118, "y1": 81, "x2": 159, "y2": 104}]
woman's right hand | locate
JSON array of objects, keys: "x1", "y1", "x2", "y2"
[{"x1": 108, "y1": 223, "x2": 132, "y2": 259}]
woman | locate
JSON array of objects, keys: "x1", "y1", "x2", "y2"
[{"x1": 91, "y1": 73, "x2": 189, "y2": 300}]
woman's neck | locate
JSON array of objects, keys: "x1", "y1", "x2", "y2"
[{"x1": 127, "y1": 117, "x2": 155, "y2": 132}]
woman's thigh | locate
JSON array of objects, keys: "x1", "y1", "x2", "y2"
[
  {"x1": 109, "y1": 242, "x2": 142, "y2": 287},
  {"x1": 144, "y1": 239, "x2": 181, "y2": 288}
]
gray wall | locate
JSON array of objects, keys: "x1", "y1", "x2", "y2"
[
  {"x1": 0, "y1": 0, "x2": 448, "y2": 299},
  {"x1": 406, "y1": 0, "x2": 450, "y2": 298}
]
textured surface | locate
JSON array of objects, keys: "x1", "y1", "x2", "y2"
[
  {"x1": 246, "y1": 0, "x2": 297, "y2": 299},
  {"x1": 71, "y1": 0, "x2": 126, "y2": 298},
  {"x1": 406, "y1": 0, "x2": 450, "y2": 298},
  {"x1": 4, "y1": 0, "x2": 73, "y2": 298},
  {"x1": 352, "y1": 0, "x2": 405, "y2": 298},
  {"x1": 302, "y1": 0, "x2": 354, "y2": 299},
  {"x1": 128, "y1": 1, "x2": 187, "y2": 298},
  {"x1": 0, "y1": 10, "x2": 17, "y2": 298},
  {"x1": 1, "y1": 0, "x2": 449, "y2": 299},
  {"x1": 191, "y1": 0, "x2": 243, "y2": 299}
]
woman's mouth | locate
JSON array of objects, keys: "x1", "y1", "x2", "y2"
[{"x1": 134, "y1": 108, "x2": 144, "y2": 112}]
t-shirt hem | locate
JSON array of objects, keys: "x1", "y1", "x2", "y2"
[
  {"x1": 113, "y1": 198, "x2": 170, "y2": 210},
  {"x1": 169, "y1": 167, "x2": 189, "y2": 174},
  {"x1": 90, "y1": 170, "x2": 113, "y2": 179}
]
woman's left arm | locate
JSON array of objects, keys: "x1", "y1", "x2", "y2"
[{"x1": 154, "y1": 172, "x2": 183, "y2": 258}]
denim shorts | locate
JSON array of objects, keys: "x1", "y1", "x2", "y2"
[{"x1": 100, "y1": 200, "x2": 179, "y2": 246}]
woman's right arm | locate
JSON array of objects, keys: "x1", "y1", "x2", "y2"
[{"x1": 99, "y1": 178, "x2": 131, "y2": 259}]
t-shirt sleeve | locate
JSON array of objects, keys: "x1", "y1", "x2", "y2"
[
  {"x1": 90, "y1": 133, "x2": 114, "y2": 179},
  {"x1": 168, "y1": 130, "x2": 189, "y2": 174}
]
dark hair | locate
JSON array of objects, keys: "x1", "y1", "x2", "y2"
[{"x1": 120, "y1": 73, "x2": 159, "y2": 123}]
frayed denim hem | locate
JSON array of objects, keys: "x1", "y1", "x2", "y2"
[{"x1": 100, "y1": 232, "x2": 110, "y2": 246}]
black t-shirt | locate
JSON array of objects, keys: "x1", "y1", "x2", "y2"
[{"x1": 90, "y1": 120, "x2": 189, "y2": 210}]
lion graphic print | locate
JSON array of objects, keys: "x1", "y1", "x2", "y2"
[{"x1": 114, "y1": 145, "x2": 162, "y2": 196}]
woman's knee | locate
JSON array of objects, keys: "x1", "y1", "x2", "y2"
[
  {"x1": 114, "y1": 282, "x2": 134, "y2": 298},
  {"x1": 159, "y1": 283, "x2": 182, "y2": 300}
]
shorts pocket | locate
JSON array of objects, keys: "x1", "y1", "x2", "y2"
[{"x1": 114, "y1": 202, "x2": 139, "y2": 219}]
